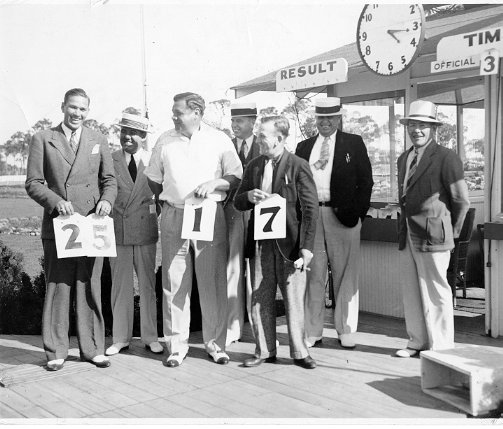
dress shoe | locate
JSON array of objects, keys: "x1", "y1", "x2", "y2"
[
  {"x1": 305, "y1": 337, "x2": 322, "y2": 348},
  {"x1": 105, "y1": 342, "x2": 129, "y2": 356},
  {"x1": 339, "y1": 334, "x2": 356, "y2": 349},
  {"x1": 243, "y1": 356, "x2": 277, "y2": 367},
  {"x1": 395, "y1": 348, "x2": 419, "y2": 358},
  {"x1": 46, "y1": 359, "x2": 65, "y2": 371},
  {"x1": 88, "y1": 355, "x2": 111, "y2": 368},
  {"x1": 293, "y1": 355, "x2": 317, "y2": 369},
  {"x1": 166, "y1": 352, "x2": 185, "y2": 368},
  {"x1": 145, "y1": 342, "x2": 164, "y2": 354},
  {"x1": 208, "y1": 350, "x2": 230, "y2": 365}
]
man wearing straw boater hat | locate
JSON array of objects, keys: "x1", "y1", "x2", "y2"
[
  {"x1": 395, "y1": 99, "x2": 469, "y2": 358},
  {"x1": 296, "y1": 97, "x2": 373, "y2": 350},
  {"x1": 225, "y1": 101, "x2": 260, "y2": 346},
  {"x1": 105, "y1": 110, "x2": 163, "y2": 357}
]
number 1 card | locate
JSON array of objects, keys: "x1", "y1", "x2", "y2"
[
  {"x1": 254, "y1": 194, "x2": 286, "y2": 240},
  {"x1": 181, "y1": 198, "x2": 217, "y2": 241}
]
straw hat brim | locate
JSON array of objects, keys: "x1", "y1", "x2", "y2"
[{"x1": 399, "y1": 116, "x2": 443, "y2": 125}]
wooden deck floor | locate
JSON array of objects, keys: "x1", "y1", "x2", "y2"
[{"x1": 1, "y1": 309, "x2": 502, "y2": 421}]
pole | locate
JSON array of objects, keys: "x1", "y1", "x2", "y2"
[{"x1": 140, "y1": 4, "x2": 148, "y2": 119}]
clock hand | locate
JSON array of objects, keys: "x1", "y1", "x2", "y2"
[{"x1": 387, "y1": 29, "x2": 409, "y2": 43}]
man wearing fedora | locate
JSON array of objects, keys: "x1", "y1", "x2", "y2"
[
  {"x1": 225, "y1": 101, "x2": 261, "y2": 345},
  {"x1": 105, "y1": 110, "x2": 163, "y2": 357},
  {"x1": 296, "y1": 97, "x2": 373, "y2": 349},
  {"x1": 395, "y1": 99, "x2": 469, "y2": 358},
  {"x1": 25, "y1": 88, "x2": 117, "y2": 371}
]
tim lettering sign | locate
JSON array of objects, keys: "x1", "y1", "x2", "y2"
[
  {"x1": 437, "y1": 27, "x2": 503, "y2": 59},
  {"x1": 276, "y1": 58, "x2": 348, "y2": 92}
]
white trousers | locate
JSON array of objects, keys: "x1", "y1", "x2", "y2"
[
  {"x1": 401, "y1": 231, "x2": 454, "y2": 350},
  {"x1": 304, "y1": 207, "x2": 361, "y2": 344},
  {"x1": 109, "y1": 243, "x2": 158, "y2": 344}
]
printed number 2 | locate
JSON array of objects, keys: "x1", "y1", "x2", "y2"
[
  {"x1": 260, "y1": 206, "x2": 280, "y2": 232},
  {"x1": 63, "y1": 224, "x2": 82, "y2": 249}
]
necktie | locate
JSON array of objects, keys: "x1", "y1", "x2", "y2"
[
  {"x1": 261, "y1": 159, "x2": 273, "y2": 194},
  {"x1": 69, "y1": 131, "x2": 78, "y2": 153},
  {"x1": 238, "y1": 139, "x2": 247, "y2": 164},
  {"x1": 405, "y1": 148, "x2": 419, "y2": 192},
  {"x1": 313, "y1": 136, "x2": 330, "y2": 170},
  {"x1": 128, "y1": 153, "x2": 137, "y2": 182}
]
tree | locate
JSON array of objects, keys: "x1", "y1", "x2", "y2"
[
  {"x1": 83, "y1": 119, "x2": 110, "y2": 137},
  {"x1": 343, "y1": 114, "x2": 382, "y2": 143},
  {"x1": 282, "y1": 98, "x2": 316, "y2": 139},
  {"x1": 3, "y1": 118, "x2": 52, "y2": 174},
  {"x1": 204, "y1": 99, "x2": 231, "y2": 137}
]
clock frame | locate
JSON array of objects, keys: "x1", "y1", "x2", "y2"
[{"x1": 356, "y1": 4, "x2": 426, "y2": 76}]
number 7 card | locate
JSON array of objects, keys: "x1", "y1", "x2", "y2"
[{"x1": 254, "y1": 194, "x2": 286, "y2": 240}]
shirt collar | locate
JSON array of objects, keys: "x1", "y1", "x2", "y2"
[
  {"x1": 61, "y1": 122, "x2": 82, "y2": 142},
  {"x1": 318, "y1": 130, "x2": 337, "y2": 143}
]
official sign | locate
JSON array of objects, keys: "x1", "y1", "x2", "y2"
[
  {"x1": 276, "y1": 58, "x2": 348, "y2": 92},
  {"x1": 181, "y1": 198, "x2": 217, "y2": 241},
  {"x1": 254, "y1": 194, "x2": 286, "y2": 240},
  {"x1": 437, "y1": 27, "x2": 503, "y2": 60},
  {"x1": 54, "y1": 213, "x2": 116, "y2": 258},
  {"x1": 431, "y1": 56, "x2": 478, "y2": 73}
]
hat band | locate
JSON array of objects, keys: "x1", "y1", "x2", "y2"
[
  {"x1": 119, "y1": 118, "x2": 149, "y2": 130},
  {"x1": 231, "y1": 108, "x2": 257, "y2": 117},
  {"x1": 315, "y1": 105, "x2": 341, "y2": 114},
  {"x1": 408, "y1": 113, "x2": 438, "y2": 121}
]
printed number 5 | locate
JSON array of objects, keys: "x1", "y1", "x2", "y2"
[
  {"x1": 63, "y1": 224, "x2": 82, "y2": 249},
  {"x1": 260, "y1": 206, "x2": 280, "y2": 232},
  {"x1": 93, "y1": 224, "x2": 111, "y2": 249}
]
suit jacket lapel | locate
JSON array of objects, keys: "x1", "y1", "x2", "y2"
[
  {"x1": 68, "y1": 127, "x2": 95, "y2": 177},
  {"x1": 302, "y1": 135, "x2": 317, "y2": 160},
  {"x1": 48, "y1": 125, "x2": 75, "y2": 165},
  {"x1": 272, "y1": 151, "x2": 290, "y2": 193},
  {"x1": 398, "y1": 148, "x2": 411, "y2": 191},
  {"x1": 246, "y1": 135, "x2": 260, "y2": 163}
]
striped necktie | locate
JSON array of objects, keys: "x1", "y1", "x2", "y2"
[
  {"x1": 406, "y1": 148, "x2": 419, "y2": 191},
  {"x1": 69, "y1": 131, "x2": 78, "y2": 153},
  {"x1": 313, "y1": 136, "x2": 330, "y2": 170}
]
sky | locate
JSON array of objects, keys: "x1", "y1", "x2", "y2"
[{"x1": 0, "y1": 0, "x2": 365, "y2": 144}]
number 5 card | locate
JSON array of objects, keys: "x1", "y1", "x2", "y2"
[
  {"x1": 254, "y1": 194, "x2": 286, "y2": 240},
  {"x1": 53, "y1": 213, "x2": 117, "y2": 258}
]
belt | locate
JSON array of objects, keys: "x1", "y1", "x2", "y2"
[
  {"x1": 319, "y1": 201, "x2": 332, "y2": 207},
  {"x1": 162, "y1": 200, "x2": 223, "y2": 209}
]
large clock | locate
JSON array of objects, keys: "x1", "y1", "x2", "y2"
[{"x1": 356, "y1": 4, "x2": 425, "y2": 76}]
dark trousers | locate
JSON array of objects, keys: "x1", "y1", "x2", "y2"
[
  {"x1": 249, "y1": 240, "x2": 309, "y2": 359},
  {"x1": 42, "y1": 239, "x2": 105, "y2": 361}
]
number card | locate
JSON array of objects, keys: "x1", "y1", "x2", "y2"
[
  {"x1": 53, "y1": 213, "x2": 117, "y2": 258},
  {"x1": 254, "y1": 194, "x2": 286, "y2": 240},
  {"x1": 181, "y1": 198, "x2": 217, "y2": 241},
  {"x1": 480, "y1": 49, "x2": 499, "y2": 76}
]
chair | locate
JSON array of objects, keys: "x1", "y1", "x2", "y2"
[{"x1": 447, "y1": 208, "x2": 476, "y2": 301}]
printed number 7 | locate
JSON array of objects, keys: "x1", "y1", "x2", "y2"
[
  {"x1": 260, "y1": 206, "x2": 280, "y2": 232},
  {"x1": 62, "y1": 224, "x2": 82, "y2": 249}
]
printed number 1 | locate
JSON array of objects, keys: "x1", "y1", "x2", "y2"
[
  {"x1": 62, "y1": 224, "x2": 82, "y2": 249},
  {"x1": 260, "y1": 206, "x2": 280, "y2": 232},
  {"x1": 193, "y1": 207, "x2": 203, "y2": 232}
]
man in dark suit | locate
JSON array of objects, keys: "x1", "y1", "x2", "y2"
[
  {"x1": 25, "y1": 88, "x2": 117, "y2": 371},
  {"x1": 225, "y1": 101, "x2": 260, "y2": 345},
  {"x1": 235, "y1": 115, "x2": 318, "y2": 369},
  {"x1": 296, "y1": 97, "x2": 373, "y2": 349},
  {"x1": 105, "y1": 111, "x2": 163, "y2": 357},
  {"x1": 395, "y1": 99, "x2": 469, "y2": 358}
]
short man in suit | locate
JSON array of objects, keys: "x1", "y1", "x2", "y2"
[
  {"x1": 25, "y1": 88, "x2": 117, "y2": 371},
  {"x1": 395, "y1": 99, "x2": 469, "y2": 358},
  {"x1": 225, "y1": 101, "x2": 260, "y2": 345},
  {"x1": 105, "y1": 111, "x2": 163, "y2": 357},
  {"x1": 235, "y1": 115, "x2": 318, "y2": 369},
  {"x1": 145, "y1": 92, "x2": 242, "y2": 367},
  {"x1": 296, "y1": 97, "x2": 373, "y2": 349}
]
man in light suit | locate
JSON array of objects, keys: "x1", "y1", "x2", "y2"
[
  {"x1": 105, "y1": 111, "x2": 163, "y2": 357},
  {"x1": 225, "y1": 101, "x2": 260, "y2": 345},
  {"x1": 395, "y1": 99, "x2": 470, "y2": 358},
  {"x1": 235, "y1": 115, "x2": 318, "y2": 369},
  {"x1": 25, "y1": 88, "x2": 117, "y2": 371},
  {"x1": 296, "y1": 97, "x2": 373, "y2": 349}
]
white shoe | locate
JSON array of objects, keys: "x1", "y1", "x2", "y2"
[
  {"x1": 339, "y1": 334, "x2": 356, "y2": 349},
  {"x1": 105, "y1": 342, "x2": 129, "y2": 356},
  {"x1": 395, "y1": 348, "x2": 419, "y2": 358},
  {"x1": 166, "y1": 352, "x2": 186, "y2": 367},
  {"x1": 145, "y1": 341, "x2": 163, "y2": 354},
  {"x1": 208, "y1": 350, "x2": 230, "y2": 365}
]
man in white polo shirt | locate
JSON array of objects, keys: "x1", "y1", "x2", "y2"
[{"x1": 145, "y1": 92, "x2": 243, "y2": 367}]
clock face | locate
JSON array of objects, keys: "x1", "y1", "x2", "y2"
[{"x1": 356, "y1": 4, "x2": 425, "y2": 76}]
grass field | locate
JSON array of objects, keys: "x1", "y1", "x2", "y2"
[{"x1": 0, "y1": 197, "x2": 42, "y2": 219}]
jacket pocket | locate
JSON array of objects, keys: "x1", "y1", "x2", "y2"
[{"x1": 426, "y1": 216, "x2": 445, "y2": 245}]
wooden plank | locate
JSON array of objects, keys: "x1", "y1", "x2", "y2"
[
  {"x1": 146, "y1": 397, "x2": 208, "y2": 418},
  {"x1": 184, "y1": 387, "x2": 258, "y2": 417},
  {"x1": 0, "y1": 402, "x2": 29, "y2": 418},
  {"x1": 0, "y1": 389, "x2": 56, "y2": 418},
  {"x1": 167, "y1": 392, "x2": 241, "y2": 418}
]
